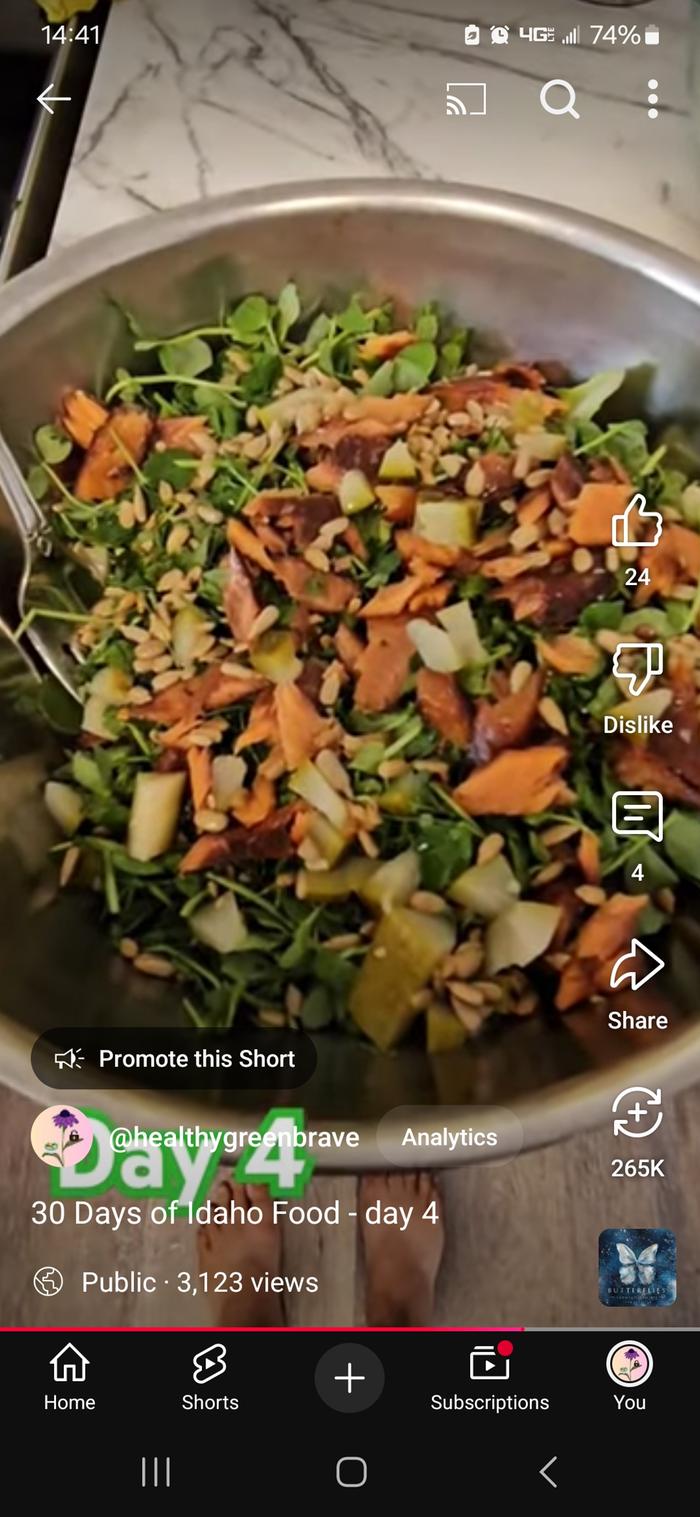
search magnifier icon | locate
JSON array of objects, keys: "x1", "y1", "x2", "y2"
[{"x1": 540, "y1": 78, "x2": 580, "y2": 119}]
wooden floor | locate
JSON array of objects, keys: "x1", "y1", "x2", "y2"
[{"x1": 2, "y1": 1084, "x2": 698, "y2": 1328}]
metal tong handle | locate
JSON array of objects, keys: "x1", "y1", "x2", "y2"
[{"x1": 0, "y1": 429, "x2": 49, "y2": 550}]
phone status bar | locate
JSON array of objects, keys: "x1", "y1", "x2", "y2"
[{"x1": 464, "y1": 22, "x2": 661, "y2": 49}]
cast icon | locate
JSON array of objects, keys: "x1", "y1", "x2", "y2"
[{"x1": 446, "y1": 82, "x2": 487, "y2": 116}]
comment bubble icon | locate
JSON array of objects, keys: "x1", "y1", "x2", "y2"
[{"x1": 611, "y1": 790, "x2": 664, "y2": 843}]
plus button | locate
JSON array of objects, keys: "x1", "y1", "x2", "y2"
[{"x1": 334, "y1": 1362, "x2": 366, "y2": 1395}]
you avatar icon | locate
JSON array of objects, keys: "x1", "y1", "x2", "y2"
[{"x1": 606, "y1": 1341, "x2": 654, "y2": 1386}]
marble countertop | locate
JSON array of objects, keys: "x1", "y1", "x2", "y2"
[{"x1": 52, "y1": 0, "x2": 700, "y2": 256}]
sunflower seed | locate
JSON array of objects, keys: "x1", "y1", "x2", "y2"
[
  {"x1": 510, "y1": 660, "x2": 534, "y2": 694},
  {"x1": 166, "y1": 523, "x2": 191, "y2": 555},
  {"x1": 133, "y1": 953, "x2": 175, "y2": 979},
  {"x1": 118, "y1": 499, "x2": 136, "y2": 529},
  {"x1": 194, "y1": 807, "x2": 229, "y2": 833},
  {"x1": 151, "y1": 669, "x2": 182, "y2": 692},
  {"x1": 531, "y1": 860, "x2": 566, "y2": 885},
  {"x1": 197, "y1": 503, "x2": 224, "y2": 525},
  {"x1": 59, "y1": 845, "x2": 80, "y2": 888},
  {"x1": 465, "y1": 461, "x2": 485, "y2": 497},
  {"x1": 408, "y1": 891, "x2": 449, "y2": 915},
  {"x1": 538, "y1": 696, "x2": 568, "y2": 735},
  {"x1": 477, "y1": 833, "x2": 505, "y2": 865},
  {"x1": 510, "y1": 522, "x2": 541, "y2": 552},
  {"x1": 446, "y1": 980, "x2": 485, "y2": 1008},
  {"x1": 575, "y1": 884, "x2": 607, "y2": 906},
  {"x1": 248, "y1": 605, "x2": 279, "y2": 641}
]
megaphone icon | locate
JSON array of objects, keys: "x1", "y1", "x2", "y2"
[{"x1": 54, "y1": 1047, "x2": 84, "y2": 1071}]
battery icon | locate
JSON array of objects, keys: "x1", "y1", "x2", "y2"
[{"x1": 645, "y1": 25, "x2": 660, "y2": 46}]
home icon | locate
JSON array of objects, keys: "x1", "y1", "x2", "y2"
[{"x1": 50, "y1": 1342, "x2": 90, "y2": 1383}]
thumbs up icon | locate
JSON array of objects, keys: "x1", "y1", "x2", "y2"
[{"x1": 612, "y1": 492, "x2": 663, "y2": 549}]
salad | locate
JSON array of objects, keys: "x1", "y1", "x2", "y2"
[{"x1": 27, "y1": 286, "x2": 700, "y2": 1051}]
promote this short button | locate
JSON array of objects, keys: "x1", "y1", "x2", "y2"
[{"x1": 315, "y1": 1343, "x2": 385, "y2": 1412}]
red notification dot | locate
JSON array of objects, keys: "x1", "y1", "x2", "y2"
[{"x1": 497, "y1": 1339, "x2": 513, "y2": 1358}]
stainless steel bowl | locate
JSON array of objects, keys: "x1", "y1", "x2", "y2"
[{"x1": 2, "y1": 179, "x2": 700, "y2": 1168}]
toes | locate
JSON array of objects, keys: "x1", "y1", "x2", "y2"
[
  {"x1": 229, "y1": 1182, "x2": 251, "y2": 1214},
  {"x1": 359, "y1": 1173, "x2": 390, "y2": 1206},
  {"x1": 417, "y1": 1171, "x2": 438, "y2": 1201},
  {"x1": 244, "y1": 1184, "x2": 275, "y2": 1225},
  {"x1": 211, "y1": 1179, "x2": 234, "y2": 1219}
]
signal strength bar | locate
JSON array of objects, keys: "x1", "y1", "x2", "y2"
[{"x1": 562, "y1": 26, "x2": 580, "y2": 46}]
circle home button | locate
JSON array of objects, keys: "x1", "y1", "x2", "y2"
[{"x1": 336, "y1": 1457, "x2": 368, "y2": 1489}]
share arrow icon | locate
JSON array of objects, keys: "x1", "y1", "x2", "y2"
[{"x1": 609, "y1": 939, "x2": 665, "y2": 993}]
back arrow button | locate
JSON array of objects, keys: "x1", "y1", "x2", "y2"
[
  {"x1": 539, "y1": 1456, "x2": 558, "y2": 1488},
  {"x1": 37, "y1": 84, "x2": 72, "y2": 116}
]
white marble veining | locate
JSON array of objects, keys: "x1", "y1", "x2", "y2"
[{"x1": 53, "y1": 0, "x2": 699, "y2": 254}]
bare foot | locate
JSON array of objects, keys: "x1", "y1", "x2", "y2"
[
  {"x1": 197, "y1": 1179, "x2": 284, "y2": 1328},
  {"x1": 359, "y1": 1172, "x2": 445, "y2": 1327}
]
